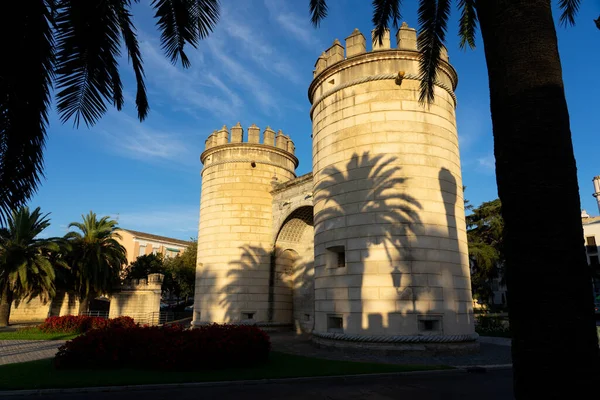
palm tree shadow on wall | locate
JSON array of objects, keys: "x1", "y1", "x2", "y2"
[
  {"x1": 202, "y1": 154, "x2": 469, "y2": 336},
  {"x1": 194, "y1": 266, "x2": 217, "y2": 323},
  {"x1": 219, "y1": 245, "x2": 271, "y2": 324},
  {"x1": 314, "y1": 152, "x2": 423, "y2": 333},
  {"x1": 218, "y1": 245, "x2": 314, "y2": 327}
]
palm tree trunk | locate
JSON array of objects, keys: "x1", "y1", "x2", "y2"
[
  {"x1": 78, "y1": 296, "x2": 90, "y2": 315},
  {"x1": 476, "y1": 0, "x2": 600, "y2": 397},
  {"x1": 0, "y1": 282, "x2": 13, "y2": 327}
]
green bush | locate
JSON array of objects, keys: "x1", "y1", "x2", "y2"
[{"x1": 475, "y1": 314, "x2": 511, "y2": 338}]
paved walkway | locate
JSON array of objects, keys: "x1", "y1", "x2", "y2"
[
  {"x1": 2, "y1": 369, "x2": 515, "y2": 399},
  {"x1": 270, "y1": 333, "x2": 512, "y2": 367},
  {"x1": 0, "y1": 333, "x2": 511, "y2": 368},
  {"x1": 0, "y1": 340, "x2": 66, "y2": 365}
]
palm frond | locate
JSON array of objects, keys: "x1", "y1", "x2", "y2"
[
  {"x1": 54, "y1": 0, "x2": 123, "y2": 127},
  {"x1": 152, "y1": 0, "x2": 220, "y2": 68},
  {"x1": 372, "y1": 0, "x2": 402, "y2": 45},
  {"x1": 417, "y1": 0, "x2": 451, "y2": 104},
  {"x1": 457, "y1": 0, "x2": 477, "y2": 49},
  {"x1": 558, "y1": 0, "x2": 580, "y2": 27},
  {"x1": 0, "y1": 1, "x2": 54, "y2": 225},
  {"x1": 115, "y1": 0, "x2": 149, "y2": 121},
  {"x1": 309, "y1": 0, "x2": 328, "y2": 27}
]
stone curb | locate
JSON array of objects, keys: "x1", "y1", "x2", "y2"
[{"x1": 0, "y1": 366, "x2": 513, "y2": 397}]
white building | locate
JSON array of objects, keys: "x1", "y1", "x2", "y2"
[{"x1": 581, "y1": 210, "x2": 600, "y2": 296}]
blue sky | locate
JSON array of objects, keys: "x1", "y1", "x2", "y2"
[{"x1": 33, "y1": 0, "x2": 600, "y2": 239}]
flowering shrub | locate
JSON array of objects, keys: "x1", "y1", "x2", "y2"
[
  {"x1": 54, "y1": 324, "x2": 271, "y2": 370},
  {"x1": 39, "y1": 315, "x2": 136, "y2": 333}
]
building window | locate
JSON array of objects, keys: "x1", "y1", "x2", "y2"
[
  {"x1": 586, "y1": 236, "x2": 598, "y2": 254},
  {"x1": 138, "y1": 245, "x2": 146, "y2": 257},
  {"x1": 418, "y1": 315, "x2": 442, "y2": 333},
  {"x1": 326, "y1": 246, "x2": 346, "y2": 268},
  {"x1": 327, "y1": 315, "x2": 343, "y2": 333},
  {"x1": 152, "y1": 247, "x2": 159, "y2": 255}
]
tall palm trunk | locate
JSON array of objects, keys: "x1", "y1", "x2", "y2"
[
  {"x1": 78, "y1": 295, "x2": 90, "y2": 316},
  {"x1": 0, "y1": 281, "x2": 13, "y2": 327},
  {"x1": 476, "y1": 0, "x2": 600, "y2": 397}
]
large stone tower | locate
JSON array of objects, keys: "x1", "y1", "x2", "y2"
[
  {"x1": 192, "y1": 124, "x2": 298, "y2": 326},
  {"x1": 308, "y1": 24, "x2": 477, "y2": 350}
]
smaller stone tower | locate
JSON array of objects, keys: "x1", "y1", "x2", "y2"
[
  {"x1": 192, "y1": 124, "x2": 298, "y2": 327},
  {"x1": 593, "y1": 176, "x2": 600, "y2": 214}
]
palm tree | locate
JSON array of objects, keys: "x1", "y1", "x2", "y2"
[
  {"x1": 0, "y1": 207, "x2": 63, "y2": 327},
  {"x1": 0, "y1": 0, "x2": 220, "y2": 223},
  {"x1": 311, "y1": 0, "x2": 599, "y2": 397},
  {"x1": 65, "y1": 212, "x2": 127, "y2": 314}
]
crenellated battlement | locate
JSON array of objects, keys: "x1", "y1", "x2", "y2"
[
  {"x1": 119, "y1": 273, "x2": 164, "y2": 291},
  {"x1": 312, "y1": 22, "x2": 449, "y2": 78},
  {"x1": 204, "y1": 123, "x2": 296, "y2": 155},
  {"x1": 309, "y1": 22, "x2": 457, "y2": 111},
  {"x1": 200, "y1": 123, "x2": 298, "y2": 174}
]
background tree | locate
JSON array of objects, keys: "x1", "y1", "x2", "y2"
[
  {"x1": 122, "y1": 252, "x2": 177, "y2": 298},
  {"x1": 65, "y1": 212, "x2": 126, "y2": 314},
  {"x1": 163, "y1": 240, "x2": 196, "y2": 303},
  {"x1": 0, "y1": 0, "x2": 220, "y2": 223},
  {"x1": 466, "y1": 199, "x2": 504, "y2": 307},
  {"x1": 123, "y1": 253, "x2": 165, "y2": 280},
  {"x1": 311, "y1": 0, "x2": 600, "y2": 396},
  {"x1": 0, "y1": 207, "x2": 64, "y2": 326}
]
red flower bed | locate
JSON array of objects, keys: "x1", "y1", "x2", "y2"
[
  {"x1": 39, "y1": 315, "x2": 136, "y2": 333},
  {"x1": 54, "y1": 324, "x2": 271, "y2": 370}
]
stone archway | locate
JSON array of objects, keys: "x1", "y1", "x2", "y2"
[{"x1": 273, "y1": 206, "x2": 315, "y2": 333}]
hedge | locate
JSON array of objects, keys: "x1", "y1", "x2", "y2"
[
  {"x1": 38, "y1": 316, "x2": 136, "y2": 333},
  {"x1": 54, "y1": 324, "x2": 271, "y2": 370}
]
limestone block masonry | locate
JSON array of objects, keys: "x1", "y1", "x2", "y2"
[
  {"x1": 109, "y1": 273, "x2": 164, "y2": 324},
  {"x1": 308, "y1": 24, "x2": 477, "y2": 351},
  {"x1": 193, "y1": 123, "x2": 298, "y2": 326}
]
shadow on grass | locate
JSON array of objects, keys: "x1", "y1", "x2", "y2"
[{"x1": 0, "y1": 352, "x2": 452, "y2": 390}]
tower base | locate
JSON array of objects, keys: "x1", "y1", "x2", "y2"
[
  {"x1": 311, "y1": 332, "x2": 480, "y2": 355},
  {"x1": 191, "y1": 320, "x2": 293, "y2": 333}
]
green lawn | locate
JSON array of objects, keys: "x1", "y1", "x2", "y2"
[
  {"x1": 0, "y1": 352, "x2": 450, "y2": 390},
  {"x1": 0, "y1": 329, "x2": 78, "y2": 341}
]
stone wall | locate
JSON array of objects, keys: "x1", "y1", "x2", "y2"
[
  {"x1": 109, "y1": 273, "x2": 163, "y2": 324},
  {"x1": 9, "y1": 297, "x2": 51, "y2": 323},
  {"x1": 9, "y1": 291, "x2": 81, "y2": 323}
]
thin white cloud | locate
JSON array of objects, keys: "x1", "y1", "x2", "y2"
[
  {"x1": 477, "y1": 154, "x2": 496, "y2": 171},
  {"x1": 219, "y1": 17, "x2": 302, "y2": 84},
  {"x1": 263, "y1": 0, "x2": 323, "y2": 49},
  {"x1": 98, "y1": 111, "x2": 194, "y2": 166},
  {"x1": 138, "y1": 33, "x2": 242, "y2": 119},
  {"x1": 456, "y1": 106, "x2": 487, "y2": 150},
  {"x1": 206, "y1": 37, "x2": 279, "y2": 113},
  {"x1": 106, "y1": 207, "x2": 199, "y2": 240}
]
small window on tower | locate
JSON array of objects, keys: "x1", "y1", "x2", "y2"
[
  {"x1": 326, "y1": 246, "x2": 346, "y2": 269},
  {"x1": 327, "y1": 315, "x2": 343, "y2": 333}
]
